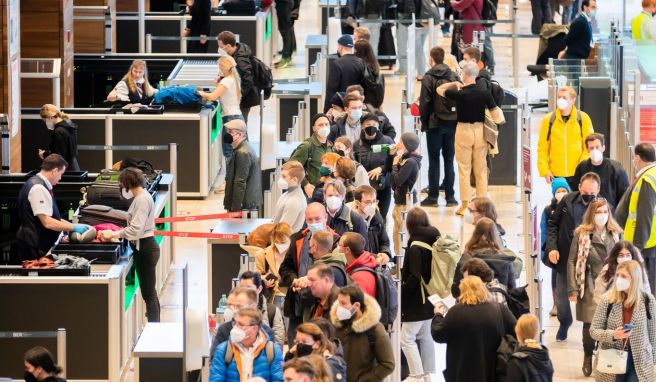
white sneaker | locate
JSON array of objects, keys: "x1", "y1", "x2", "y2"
[
  {"x1": 423, "y1": 374, "x2": 433, "y2": 382},
  {"x1": 214, "y1": 182, "x2": 226, "y2": 194},
  {"x1": 402, "y1": 376, "x2": 424, "y2": 382}
]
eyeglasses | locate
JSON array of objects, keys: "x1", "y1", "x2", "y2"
[{"x1": 234, "y1": 322, "x2": 258, "y2": 330}]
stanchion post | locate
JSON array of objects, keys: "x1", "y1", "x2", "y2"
[
  {"x1": 104, "y1": 116, "x2": 113, "y2": 168},
  {"x1": 631, "y1": 70, "x2": 641, "y2": 146},
  {"x1": 1, "y1": 114, "x2": 9, "y2": 174},
  {"x1": 146, "y1": 34, "x2": 152, "y2": 53},
  {"x1": 428, "y1": 17, "x2": 436, "y2": 51},
  {"x1": 57, "y1": 328, "x2": 67, "y2": 378},
  {"x1": 401, "y1": 89, "x2": 408, "y2": 134},
  {"x1": 169, "y1": 143, "x2": 178, "y2": 261},
  {"x1": 138, "y1": 0, "x2": 145, "y2": 53},
  {"x1": 511, "y1": 0, "x2": 519, "y2": 88}
]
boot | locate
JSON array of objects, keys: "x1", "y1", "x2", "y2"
[
  {"x1": 582, "y1": 355, "x2": 592, "y2": 377},
  {"x1": 455, "y1": 201, "x2": 468, "y2": 216}
]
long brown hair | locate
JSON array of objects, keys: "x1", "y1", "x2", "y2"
[
  {"x1": 123, "y1": 59, "x2": 154, "y2": 95},
  {"x1": 354, "y1": 40, "x2": 379, "y2": 76},
  {"x1": 296, "y1": 323, "x2": 335, "y2": 355},
  {"x1": 575, "y1": 198, "x2": 623, "y2": 236},
  {"x1": 465, "y1": 217, "x2": 503, "y2": 254}
]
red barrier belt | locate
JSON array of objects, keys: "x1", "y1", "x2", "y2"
[
  {"x1": 154, "y1": 230, "x2": 241, "y2": 240},
  {"x1": 154, "y1": 211, "x2": 243, "y2": 224}
]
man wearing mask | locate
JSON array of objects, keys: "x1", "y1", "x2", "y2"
[
  {"x1": 279, "y1": 203, "x2": 340, "y2": 344},
  {"x1": 615, "y1": 142, "x2": 656, "y2": 293},
  {"x1": 304, "y1": 263, "x2": 341, "y2": 321},
  {"x1": 273, "y1": 161, "x2": 307, "y2": 232},
  {"x1": 330, "y1": 285, "x2": 394, "y2": 382},
  {"x1": 352, "y1": 185, "x2": 391, "y2": 265},
  {"x1": 239, "y1": 272, "x2": 286, "y2": 346},
  {"x1": 16, "y1": 154, "x2": 90, "y2": 261},
  {"x1": 345, "y1": 85, "x2": 397, "y2": 140},
  {"x1": 217, "y1": 31, "x2": 259, "y2": 121},
  {"x1": 210, "y1": 308, "x2": 283, "y2": 382},
  {"x1": 223, "y1": 119, "x2": 262, "y2": 212},
  {"x1": 558, "y1": 0, "x2": 597, "y2": 60},
  {"x1": 339, "y1": 232, "x2": 378, "y2": 297},
  {"x1": 328, "y1": 94, "x2": 364, "y2": 143},
  {"x1": 571, "y1": 133, "x2": 629, "y2": 208},
  {"x1": 324, "y1": 35, "x2": 365, "y2": 112},
  {"x1": 353, "y1": 115, "x2": 394, "y2": 219},
  {"x1": 209, "y1": 287, "x2": 277, "y2": 359},
  {"x1": 308, "y1": 231, "x2": 347, "y2": 287},
  {"x1": 289, "y1": 114, "x2": 334, "y2": 197},
  {"x1": 324, "y1": 180, "x2": 369, "y2": 243},
  {"x1": 537, "y1": 86, "x2": 594, "y2": 189},
  {"x1": 546, "y1": 172, "x2": 601, "y2": 342}
]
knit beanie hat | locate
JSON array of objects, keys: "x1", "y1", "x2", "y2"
[
  {"x1": 551, "y1": 177, "x2": 571, "y2": 195},
  {"x1": 400, "y1": 132, "x2": 420, "y2": 153}
]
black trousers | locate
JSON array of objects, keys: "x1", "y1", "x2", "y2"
[
  {"x1": 426, "y1": 123, "x2": 456, "y2": 201},
  {"x1": 377, "y1": 185, "x2": 392, "y2": 223},
  {"x1": 582, "y1": 323, "x2": 595, "y2": 356},
  {"x1": 133, "y1": 237, "x2": 161, "y2": 322},
  {"x1": 530, "y1": 0, "x2": 554, "y2": 34},
  {"x1": 16, "y1": 240, "x2": 48, "y2": 262},
  {"x1": 187, "y1": 38, "x2": 208, "y2": 53},
  {"x1": 276, "y1": 1, "x2": 294, "y2": 59}
]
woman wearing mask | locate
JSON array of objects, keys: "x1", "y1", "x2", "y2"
[
  {"x1": 334, "y1": 136, "x2": 369, "y2": 187},
  {"x1": 432, "y1": 276, "x2": 517, "y2": 382},
  {"x1": 255, "y1": 222, "x2": 293, "y2": 307},
  {"x1": 590, "y1": 260, "x2": 656, "y2": 382},
  {"x1": 333, "y1": 157, "x2": 357, "y2": 203},
  {"x1": 541, "y1": 177, "x2": 571, "y2": 317},
  {"x1": 284, "y1": 323, "x2": 347, "y2": 381},
  {"x1": 99, "y1": 168, "x2": 160, "y2": 322},
  {"x1": 107, "y1": 59, "x2": 158, "y2": 104},
  {"x1": 38, "y1": 104, "x2": 80, "y2": 172},
  {"x1": 354, "y1": 40, "x2": 384, "y2": 108},
  {"x1": 567, "y1": 198, "x2": 623, "y2": 376},
  {"x1": 452, "y1": 218, "x2": 516, "y2": 298},
  {"x1": 353, "y1": 114, "x2": 394, "y2": 219},
  {"x1": 401, "y1": 207, "x2": 440, "y2": 382},
  {"x1": 23, "y1": 346, "x2": 66, "y2": 382},
  {"x1": 310, "y1": 152, "x2": 341, "y2": 203},
  {"x1": 594, "y1": 241, "x2": 651, "y2": 304},
  {"x1": 289, "y1": 114, "x2": 334, "y2": 198},
  {"x1": 506, "y1": 314, "x2": 555, "y2": 382}
]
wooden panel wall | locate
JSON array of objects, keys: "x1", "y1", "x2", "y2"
[
  {"x1": 74, "y1": 0, "x2": 116, "y2": 54},
  {"x1": 116, "y1": 0, "x2": 150, "y2": 12},
  {"x1": 0, "y1": 0, "x2": 22, "y2": 172}
]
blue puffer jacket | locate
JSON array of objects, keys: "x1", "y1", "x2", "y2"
[{"x1": 209, "y1": 330, "x2": 283, "y2": 382}]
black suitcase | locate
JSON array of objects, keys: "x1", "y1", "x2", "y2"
[
  {"x1": 78, "y1": 205, "x2": 129, "y2": 227},
  {"x1": 86, "y1": 183, "x2": 133, "y2": 210}
]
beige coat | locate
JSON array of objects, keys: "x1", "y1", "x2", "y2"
[{"x1": 254, "y1": 245, "x2": 286, "y2": 297}]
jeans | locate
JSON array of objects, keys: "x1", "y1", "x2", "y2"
[
  {"x1": 134, "y1": 237, "x2": 161, "y2": 322},
  {"x1": 425, "y1": 123, "x2": 456, "y2": 200},
  {"x1": 442, "y1": 1, "x2": 453, "y2": 33},
  {"x1": 483, "y1": 27, "x2": 495, "y2": 69},
  {"x1": 555, "y1": 270, "x2": 573, "y2": 334},
  {"x1": 396, "y1": 25, "x2": 428, "y2": 77},
  {"x1": 401, "y1": 319, "x2": 436, "y2": 376},
  {"x1": 455, "y1": 122, "x2": 488, "y2": 203},
  {"x1": 222, "y1": 114, "x2": 245, "y2": 161},
  {"x1": 530, "y1": 0, "x2": 554, "y2": 34},
  {"x1": 617, "y1": 349, "x2": 639, "y2": 382},
  {"x1": 393, "y1": 204, "x2": 405, "y2": 256},
  {"x1": 276, "y1": 1, "x2": 294, "y2": 59}
]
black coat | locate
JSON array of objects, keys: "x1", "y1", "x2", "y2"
[
  {"x1": 546, "y1": 191, "x2": 588, "y2": 273},
  {"x1": 506, "y1": 346, "x2": 555, "y2": 382},
  {"x1": 324, "y1": 54, "x2": 366, "y2": 111},
  {"x1": 327, "y1": 204, "x2": 369, "y2": 247},
  {"x1": 419, "y1": 64, "x2": 459, "y2": 130},
  {"x1": 353, "y1": 129, "x2": 394, "y2": 172},
  {"x1": 451, "y1": 249, "x2": 517, "y2": 298},
  {"x1": 46, "y1": 120, "x2": 79, "y2": 171},
  {"x1": 386, "y1": 152, "x2": 422, "y2": 205},
  {"x1": 402, "y1": 225, "x2": 440, "y2": 322},
  {"x1": 432, "y1": 302, "x2": 517, "y2": 382},
  {"x1": 572, "y1": 158, "x2": 629, "y2": 208},
  {"x1": 232, "y1": 43, "x2": 260, "y2": 108},
  {"x1": 366, "y1": 211, "x2": 391, "y2": 257},
  {"x1": 188, "y1": 0, "x2": 211, "y2": 36},
  {"x1": 328, "y1": 108, "x2": 396, "y2": 142},
  {"x1": 224, "y1": 140, "x2": 262, "y2": 212},
  {"x1": 564, "y1": 14, "x2": 592, "y2": 59}
]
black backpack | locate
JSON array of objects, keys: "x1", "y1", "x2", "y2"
[
  {"x1": 489, "y1": 285, "x2": 531, "y2": 319},
  {"x1": 250, "y1": 55, "x2": 273, "y2": 100},
  {"x1": 481, "y1": 0, "x2": 498, "y2": 27},
  {"x1": 361, "y1": 66, "x2": 385, "y2": 109},
  {"x1": 431, "y1": 76, "x2": 458, "y2": 122},
  {"x1": 349, "y1": 265, "x2": 398, "y2": 327}
]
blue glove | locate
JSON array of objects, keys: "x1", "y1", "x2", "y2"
[{"x1": 71, "y1": 224, "x2": 90, "y2": 234}]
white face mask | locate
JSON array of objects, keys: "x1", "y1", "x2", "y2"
[
  {"x1": 326, "y1": 196, "x2": 342, "y2": 211},
  {"x1": 615, "y1": 277, "x2": 631, "y2": 292},
  {"x1": 217, "y1": 68, "x2": 225, "y2": 78},
  {"x1": 336, "y1": 306, "x2": 353, "y2": 321},
  {"x1": 121, "y1": 188, "x2": 134, "y2": 200},
  {"x1": 463, "y1": 210, "x2": 475, "y2": 225},
  {"x1": 617, "y1": 257, "x2": 632, "y2": 264},
  {"x1": 275, "y1": 240, "x2": 290, "y2": 254},
  {"x1": 555, "y1": 191, "x2": 567, "y2": 203},
  {"x1": 223, "y1": 307, "x2": 235, "y2": 322},
  {"x1": 458, "y1": 60, "x2": 468, "y2": 69},
  {"x1": 594, "y1": 213, "x2": 609, "y2": 227},
  {"x1": 135, "y1": 78, "x2": 145, "y2": 85},
  {"x1": 557, "y1": 98, "x2": 569, "y2": 111},
  {"x1": 218, "y1": 48, "x2": 228, "y2": 57},
  {"x1": 316, "y1": 126, "x2": 330, "y2": 139},
  {"x1": 45, "y1": 121, "x2": 55, "y2": 130},
  {"x1": 363, "y1": 203, "x2": 377, "y2": 218},
  {"x1": 230, "y1": 326, "x2": 247, "y2": 343},
  {"x1": 277, "y1": 177, "x2": 289, "y2": 191},
  {"x1": 589, "y1": 149, "x2": 603, "y2": 164}
]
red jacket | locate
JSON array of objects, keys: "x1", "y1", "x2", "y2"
[{"x1": 346, "y1": 251, "x2": 378, "y2": 297}]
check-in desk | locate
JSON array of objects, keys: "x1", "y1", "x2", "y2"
[
  {"x1": 21, "y1": 108, "x2": 221, "y2": 198},
  {"x1": 318, "y1": 0, "x2": 345, "y2": 34},
  {"x1": 206, "y1": 218, "x2": 271, "y2": 314},
  {"x1": 273, "y1": 82, "x2": 322, "y2": 141},
  {"x1": 0, "y1": 178, "x2": 174, "y2": 381},
  {"x1": 115, "y1": 11, "x2": 273, "y2": 65}
]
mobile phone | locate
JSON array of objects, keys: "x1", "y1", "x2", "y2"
[
  {"x1": 623, "y1": 324, "x2": 635, "y2": 331},
  {"x1": 265, "y1": 274, "x2": 278, "y2": 282}
]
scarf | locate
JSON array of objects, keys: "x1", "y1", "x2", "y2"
[{"x1": 575, "y1": 230, "x2": 619, "y2": 298}]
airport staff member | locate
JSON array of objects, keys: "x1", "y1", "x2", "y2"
[
  {"x1": 16, "y1": 154, "x2": 89, "y2": 261},
  {"x1": 100, "y1": 168, "x2": 161, "y2": 322},
  {"x1": 107, "y1": 59, "x2": 158, "y2": 104}
]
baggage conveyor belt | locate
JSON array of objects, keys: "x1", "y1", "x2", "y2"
[{"x1": 167, "y1": 60, "x2": 219, "y2": 87}]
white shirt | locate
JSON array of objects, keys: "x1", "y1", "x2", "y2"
[
  {"x1": 273, "y1": 185, "x2": 307, "y2": 232},
  {"x1": 234, "y1": 332, "x2": 265, "y2": 379},
  {"x1": 345, "y1": 119, "x2": 361, "y2": 144},
  {"x1": 28, "y1": 173, "x2": 54, "y2": 217},
  {"x1": 219, "y1": 76, "x2": 242, "y2": 116}
]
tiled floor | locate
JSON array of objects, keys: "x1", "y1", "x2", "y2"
[{"x1": 151, "y1": 1, "x2": 594, "y2": 381}]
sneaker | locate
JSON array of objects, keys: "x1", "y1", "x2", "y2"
[
  {"x1": 279, "y1": 60, "x2": 293, "y2": 69},
  {"x1": 549, "y1": 305, "x2": 557, "y2": 316},
  {"x1": 420, "y1": 187, "x2": 429, "y2": 194},
  {"x1": 445, "y1": 199, "x2": 458, "y2": 207},
  {"x1": 274, "y1": 58, "x2": 291, "y2": 68},
  {"x1": 402, "y1": 376, "x2": 424, "y2": 382},
  {"x1": 556, "y1": 325, "x2": 568, "y2": 342},
  {"x1": 214, "y1": 181, "x2": 226, "y2": 194},
  {"x1": 455, "y1": 201, "x2": 468, "y2": 216},
  {"x1": 420, "y1": 197, "x2": 438, "y2": 206},
  {"x1": 582, "y1": 355, "x2": 592, "y2": 377}
]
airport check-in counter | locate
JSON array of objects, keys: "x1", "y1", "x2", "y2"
[
  {"x1": 0, "y1": 176, "x2": 174, "y2": 381},
  {"x1": 21, "y1": 108, "x2": 221, "y2": 198},
  {"x1": 115, "y1": 11, "x2": 273, "y2": 65},
  {"x1": 206, "y1": 218, "x2": 271, "y2": 314},
  {"x1": 273, "y1": 82, "x2": 322, "y2": 141}
]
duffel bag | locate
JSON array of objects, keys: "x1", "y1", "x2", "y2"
[{"x1": 78, "y1": 205, "x2": 129, "y2": 227}]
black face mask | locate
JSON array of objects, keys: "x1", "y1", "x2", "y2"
[
  {"x1": 335, "y1": 149, "x2": 346, "y2": 157},
  {"x1": 296, "y1": 343, "x2": 314, "y2": 357},
  {"x1": 224, "y1": 133, "x2": 233, "y2": 144},
  {"x1": 364, "y1": 126, "x2": 378, "y2": 137},
  {"x1": 581, "y1": 194, "x2": 596, "y2": 204},
  {"x1": 24, "y1": 371, "x2": 38, "y2": 382}
]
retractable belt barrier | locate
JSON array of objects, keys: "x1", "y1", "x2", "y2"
[
  {"x1": 154, "y1": 231, "x2": 241, "y2": 240},
  {"x1": 154, "y1": 211, "x2": 243, "y2": 223},
  {"x1": 154, "y1": 210, "x2": 255, "y2": 240}
]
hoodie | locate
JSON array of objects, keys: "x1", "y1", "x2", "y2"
[
  {"x1": 506, "y1": 346, "x2": 555, "y2": 382},
  {"x1": 346, "y1": 251, "x2": 378, "y2": 298},
  {"x1": 452, "y1": 249, "x2": 517, "y2": 298},
  {"x1": 386, "y1": 152, "x2": 422, "y2": 205},
  {"x1": 315, "y1": 251, "x2": 348, "y2": 287},
  {"x1": 419, "y1": 64, "x2": 459, "y2": 129},
  {"x1": 46, "y1": 120, "x2": 79, "y2": 167}
]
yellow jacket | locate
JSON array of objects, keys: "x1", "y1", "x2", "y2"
[{"x1": 537, "y1": 107, "x2": 594, "y2": 177}]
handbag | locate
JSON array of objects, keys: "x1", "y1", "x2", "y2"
[
  {"x1": 484, "y1": 109, "x2": 499, "y2": 155},
  {"x1": 593, "y1": 302, "x2": 629, "y2": 374}
]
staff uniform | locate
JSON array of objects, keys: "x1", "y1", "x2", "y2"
[{"x1": 108, "y1": 79, "x2": 158, "y2": 104}]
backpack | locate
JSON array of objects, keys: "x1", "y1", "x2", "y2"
[
  {"x1": 481, "y1": 0, "x2": 499, "y2": 27},
  {"x1": 250, "y1": 55, "x2": 273, "y2": 100},
  {"x1": 546, "y1": 111, "x2": 582, "y2": 141},
  {"x1": 349, "y1": 265, "x2": 398, "y2": 327},
  {"x1": 431, "y1": 76, "x2": 458, "y2": 122},
  {"x1": 410, "y1": 235, "x2": 462, "y2": 301},
  {"x1": 361, "y1": 66, "x2": 385, "y2": 109},
  {"x1": 224, "y1": 340, "x2": 276, "y2": 365},
  {"x1": 494, "y1": 303, "x2": 518, "y2": 379},
  {"x1": 288, "y1": 138, "x2": 316, "y2": 169},
  {"x1": 489, "y1": 285, "x2": 531, "y2": 319}
]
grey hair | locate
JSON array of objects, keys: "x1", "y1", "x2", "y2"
[{"x1": 462, "y1": 61, "x2": 480, "y2": 79}]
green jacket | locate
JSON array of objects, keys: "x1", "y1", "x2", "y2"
[{"x1": 289, "y1": 135, "x2": 333, "y2": 186}]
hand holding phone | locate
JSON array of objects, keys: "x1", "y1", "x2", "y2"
[{"x1": 623, "y1": 323, "x2": 635, "y2": 331}]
